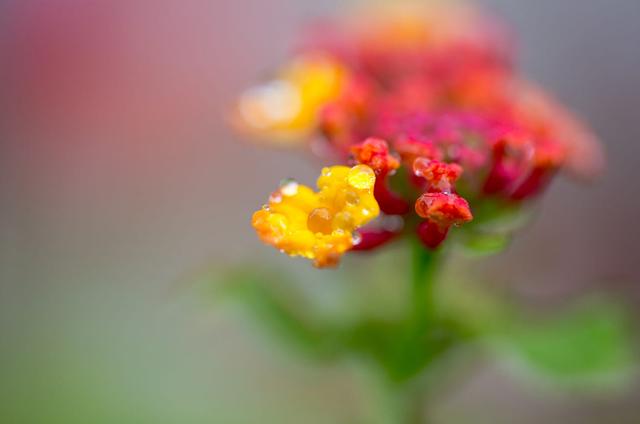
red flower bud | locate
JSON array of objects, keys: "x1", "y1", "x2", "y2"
[
  {"x1": 350, "y1": 138, "x2": 400, "y2": 175},
  {"x1": 352, "y1": 138, "x2": 410, "y2": 215},
  {"x1": 415, "y1": 192, "x2": 473, "y2": 227},
  {"x1": 416, "y1": 220, "x2": 449, "y2": 249},
  {"x1": 413, "y1": 158, "x2": 463, "y2": 192}
]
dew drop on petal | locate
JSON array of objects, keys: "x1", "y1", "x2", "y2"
[
  {"x1": 279, "y1": 179, "x2": 299, "y2": 196},
  {"x1": 333, "y1": 211, "x2": 354, "y2": 230},
  {"x1": 344, "y1": 190, "x2": 360, "y2": 206},
  {"x1": 347, "y1": 165, "x2": 375, "y2": 190},
  {"x1": 269, "y1": 192, "x2": 283, "y2": 203},
  {"x1": 307, "y1": 207, "x2": 333, "y2": 234},
  {"x1": 238, "y1": 80, "x2": 301, "y2": 129},
  {"x1": 333, "y1": 228, "x2": 346, "y2": 236}
]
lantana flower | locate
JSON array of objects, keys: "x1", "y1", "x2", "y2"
[
  {"x1": 227, "y1": 7, "x2": 624, "y2": 424},
  {"x1": 241, "y1": 4, "x2": 602, "y2": 267}
]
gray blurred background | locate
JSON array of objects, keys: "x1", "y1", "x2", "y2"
[{"x1": 1, "y1": 0, "x2": 639, "y2": 422}]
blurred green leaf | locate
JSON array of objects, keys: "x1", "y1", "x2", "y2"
[
  {"x1": 455, "y1": 199, "x2": 532, "y2": 257},
  {"x1": 467, "y1": 199, "x2": 531, "y2": 233},
  {"x1": 461, "y1": 231, "x2": 511, "y2": 256},
  {"x1": 437, "y1": 273, "x2": 636, "y2": 389},
  {"x1": 495, "y1": 299, "x2": 636, "y2": 389},
  {"x1": 209, "y1": 268, "x2": 345, "y2": 359}
]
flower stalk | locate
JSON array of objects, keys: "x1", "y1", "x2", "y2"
[
  {"x1": 229, "y1": 3, "x2": 610, "y2": 423},
  {"x1": 411, "y1": 236, "x2": 440, "y2": 330},
  {"x1": 367, "y1": 237, "x2": 445, "y2": 424}
]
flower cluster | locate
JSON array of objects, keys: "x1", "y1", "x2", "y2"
[{"x1": 241, "y1": 4, "x2": 602, "y2": 267}]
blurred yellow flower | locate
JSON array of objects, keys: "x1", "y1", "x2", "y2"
[
  {"x1": 252, "y1": 165, "x2": 379, "y2": 267},
  {"x1": 236, "y1": 54, "x2": 349, "y2": 144}
]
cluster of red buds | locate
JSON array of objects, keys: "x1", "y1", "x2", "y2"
[{"x1": 240, "y1": 4, "x2": 602, "y2": 266}]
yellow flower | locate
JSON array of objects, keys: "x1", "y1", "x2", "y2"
[
  {"x1": 252, "y1": 165, "x2": 379, "y2": 267},
  {"x1": 235, "y1": 54, "x2": 349, "y2": 144}
]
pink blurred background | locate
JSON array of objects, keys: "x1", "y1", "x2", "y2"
[{"x1": 2, "y1": 0, "x2": 639, "y2": 422}]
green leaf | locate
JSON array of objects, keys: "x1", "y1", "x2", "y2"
[
  {"x1": 209, "y1": 268, "x2": 345, "y2": 359},
  {"x1": 455, "y1": 199, "x2": 531, "y2": 256},
  {"x1": 494, "y1": 299, "x2": 636, "y2": 389},
  {"x1": 461, "y1": 231, "x2": 511, "y2": 256}
]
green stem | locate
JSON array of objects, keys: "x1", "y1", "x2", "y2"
[
  {"x1": 411, "y1": 237, "x2": 440, "y2": 329},
  {"x1": 395, "y1": 386, "x2": 427, "y2": 424},
  {"x1": 405, "y1": 238, "x2": 441, "y2": 424},
  {"x1": 369, "y1": 239, "x2": 444, "y2": 424},
  {"x1": 368, "y1": 375, "x2": 426, "y2": 424}
]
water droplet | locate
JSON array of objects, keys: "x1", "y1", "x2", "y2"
[
  {"x1": 413, "y1": 157, "x2": 431, "y2": 177},
  {"x1": 352, "y1": 232, "x2": 362, "y2": 245},
  {"x1": 269, "y1": 192, "x2": 283, "y2": 203},
  {"x1": 238, "y1": 80, "x2": 302, "y2": 129},
  {"x1": 344, "y1": 190, "x2": 360, "y2": 206},
  {"x1": 347, "y1": 165, "x2": 375, "y2": 190},
  {"x1": 333, "y1": 211, "x2": 354, "y2": 230},
  {"x1": 307, "y1": 207, "x2": 333, "y2": 234},
  {"x1": 279, "y1": 179, "x2": 299, "y2": 196}
]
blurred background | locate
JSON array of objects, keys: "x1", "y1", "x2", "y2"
[{"x1": 1, "y1": 0, "x2": 639, "y2": 422}]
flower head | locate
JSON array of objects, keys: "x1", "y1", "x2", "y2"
[
  {"x1": 241, "y1": 3, "x2": 602, "y2": 264},
  {"x1": 252, "y1": 165, "x2": 379, "y2": 267}
]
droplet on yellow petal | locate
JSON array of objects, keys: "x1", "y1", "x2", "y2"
[
  {"x1": 307, "y1": 207, "x2": 334, "y2": 234},
  {"x1": 333, "y1": 211, "x2": 355, "y2": 231},
  {"x1": 344, "y1": 190, "x2": 360, "y2": 206},
  {"x1": 347, "y1": 164, "x2": 376, "y2": 190},
  {"x1": 279, "y1": 179, "x2": 299, "y2": 196}
]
